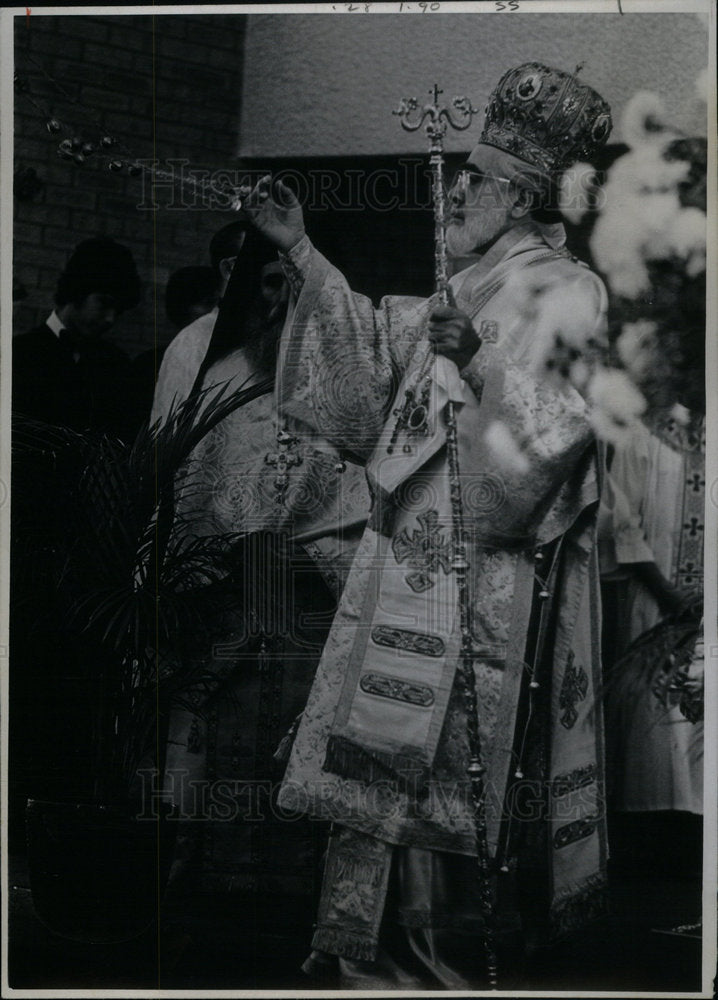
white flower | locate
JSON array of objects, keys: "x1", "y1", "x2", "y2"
[
  {"x1": 568, "y1": 358, "x2": 591, "y2": 394},
  {"x1": 667, "y1": 207, "x2": 706, "y2": 273},
  {"x1": 559, "y1": 162, "x2": 597, "y2": 225},
  {"x1": 502, "y1": 269, "x2": 551, "y2": 324},
  {"x1": 499, "y1": 270, "x2": 555, "y2": 358},
  {"x1": 620, "y1": 91, "x2": 674, "y2": 149},
  {"x1": 670, "y1": 402, "x2": 691, "y2": 426},
  {"x1": 609, "y1": 145, "x2": 689, "y2": 195},
  {"x1": 506, "y1": 278, "x2": 601, "y2": 383},
  {"x1": 587, "y1": 367, "x2": 647, "y2": 445},
  {"x1": 590, "y1": 146, "x2": 691, "y2": 298},
  {"x1": 484, "y1": 420, "x2": 530, "y2": 475},
  {"x1": 616, "y1": 320, "x2": 658, "y2": 383}
]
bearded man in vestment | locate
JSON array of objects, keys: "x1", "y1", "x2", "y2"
[
  {"x1": 151, "y1": 222, "x2": 371, "y2": 929},
  {"x1": 243, "y1": 64, "x2": 613, "y2": 988}
]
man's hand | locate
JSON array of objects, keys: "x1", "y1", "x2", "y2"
[
  {"x1": 241, "y1": 175, "x2": 306, "y2": 253},
  {"x1": 427, "y1": 304, "x2": 481, "y2": 371}
]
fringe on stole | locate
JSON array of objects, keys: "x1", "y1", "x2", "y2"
[
  {"x1": 550, "y1": 871, "x2": 610, "y2": 941},
  {"x1": 312, "y1": 834, "x2": 394, "y2": 963},
  {"x1": 311, "y1": 926, "x2": 379, "y2": 963},
  {"x1": 324, "y1": 733, "x2": 431, "y2": 797}
]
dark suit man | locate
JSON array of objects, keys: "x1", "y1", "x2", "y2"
[{"x1": 13, "y1": 237, "x2": 141, "y2": 441}]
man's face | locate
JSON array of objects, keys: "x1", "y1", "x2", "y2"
[
  {"x1": 446, "y1": 146, "x2": 518, "y2": 257},
  {"x1": 68, "y1": 292, "x2": 119, "y2": 338}
]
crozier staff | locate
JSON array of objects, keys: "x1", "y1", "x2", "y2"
[{"x1": 244, "y1": 63, "x2": 613, "y2": 989}]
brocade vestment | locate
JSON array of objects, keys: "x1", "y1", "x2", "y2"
[
  {"x1": 600, "y1": 414, "x2": 704, "y2": 815},
  {"x1": 273, "y1": 221, "x2": 610, "y2": 956},
  {"x1": 152, "y1": 309, "x2": 370, "y2": 900}
]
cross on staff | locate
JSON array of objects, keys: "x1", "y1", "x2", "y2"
[{"x1": 393, "y1": 84, "x2": 478, "y2": 302}]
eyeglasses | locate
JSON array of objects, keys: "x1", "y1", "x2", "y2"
[{"x1": 452, "y1": 165, "x2": 513, "y2": 194}]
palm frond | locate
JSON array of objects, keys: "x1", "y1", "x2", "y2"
[
  {"x1": 11, "y1": 376, "x2": 278, "y2": 803},
  {"x1": 602, "y1": 598, "x2": 703, "y2": 729}
]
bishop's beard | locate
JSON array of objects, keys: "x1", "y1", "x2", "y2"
[{"x1": 242, "y1": 305, "x2": 285, "y2": 376}]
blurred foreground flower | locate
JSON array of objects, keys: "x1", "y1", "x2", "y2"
[
  {"x1": 585, "y1": 87, "x2": 706, "y2": 423},
  {"x1": 558, "y1": 161, "x2": 598, "y2": 225},
  {"x1": 484, "y1": 419, "x2": 530, "y2": 475},
  {"x1": 587, "y1": 368, "x2": 646, "y2": 446},
  {"x1": 616, "y1": 319, "x2": 658, "y2": 384},
  {"x1": 503, "y1": 268, "x2": 606, "y2": 397}
]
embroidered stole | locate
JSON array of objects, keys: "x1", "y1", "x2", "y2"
[{"x1": 324, "y1": 351, "x2": 465, "y2": 792}]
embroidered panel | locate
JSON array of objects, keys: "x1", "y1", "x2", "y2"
[
  {"x1": 551, "y1": 763, "x2": 597, "y2": 798},
  {"x1": 478, "y1": 319, "x2": 499, "y2": 344},
  {"x1": 676, "y1": 446, "x2": 705, "y2": 590},
  {"x1": 558, "y1": 650, "x2": 588, "y2": 729},
  {"x1": 359, "y1": 671, "x2": 435, "y2": 707},
  {"x1": 553, "y1": 813, "x2": 599, "y2": 849},
  {"x1": 371, "y1": 624, "x2": 445, "y2": 658}
]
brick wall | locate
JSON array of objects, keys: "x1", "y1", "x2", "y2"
[{"x1": 13, "y1": 12, "x2": 246, "y2": 357}]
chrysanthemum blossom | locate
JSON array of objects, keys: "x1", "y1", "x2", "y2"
[
  {"x1": 587, "y1": 367, "x2": 647, "y2": 444},
  {"x1": 657, "y1": 207, "x2": 707, "y2": 276},
  {"x1": 529, "y1": 280, "x2": 604, "y2": 383},
  {"x1": 484, "y1": 420, "x2": 530, "y2": 475},
  {"x1": 590, "y1": 147, "x2": 692, "y2": 298},
  {"x1": 670, "y1": 403, "x2": 691, "y2": 426},
  {"x1": 559, "y1": 162, "x2": 598, "y2": 225},
  {"x1": 620, "y1": 90, "x2": 676, "y2": 150},
  {"x1": 616, "y1": 320, "x2": 658, "y2": 383}
]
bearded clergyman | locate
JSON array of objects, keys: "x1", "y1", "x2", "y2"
[{"x1": 243, "y1": 63, "x2": 613, "y2": 988}]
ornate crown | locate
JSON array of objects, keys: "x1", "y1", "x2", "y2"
[{"x1": 480, "y1": 63, "x2": 612, "y2": 178}]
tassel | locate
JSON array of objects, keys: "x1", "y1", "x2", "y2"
[{"x1": 273, "y1": 713, "x2": 302, "y2": 766}]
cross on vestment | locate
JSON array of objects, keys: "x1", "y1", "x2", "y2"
[
  {"x1": 264, "y1": 428, "x2": 303, "y2": 505},
  {"x1": 683, "y1": 516, "x2": 704, "y2": 538},
  {"x1": 392, "y1": 510, "x2": 453, "y2": 593}
]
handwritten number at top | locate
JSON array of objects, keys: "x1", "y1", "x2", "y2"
[
  {"x1": 331, "y1": 3, "x2": 443, "y2": 11},
  {"x1": 330, "y1": 1, "x2": 524, "y2": 11}
]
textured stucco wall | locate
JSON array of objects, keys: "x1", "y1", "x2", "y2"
[{"x1": 239, "y1": 10, "x2": 709, "y2": 157}]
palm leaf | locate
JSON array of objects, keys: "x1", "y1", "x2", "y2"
[{"x1": 603, "y1": 597, "x2": 703, "y2": 731}]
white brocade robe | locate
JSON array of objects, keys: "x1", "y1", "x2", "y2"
[
  {"x1": 600, "y1": 417, "x2": 704, "y2": 814},
  {"x1": 151, "y1": 307, "x2": 372, "y2": 587},
  {"x1": 273, "y1": 222, "x2": 610, "y2": 936}
]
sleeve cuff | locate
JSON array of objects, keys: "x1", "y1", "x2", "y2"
[
  {"x1": 614, "y1": 538, "x2": 655, "y2": 564},
  {"x1": 279, "y1": 234, "x2": 312, "y2": 298}
]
